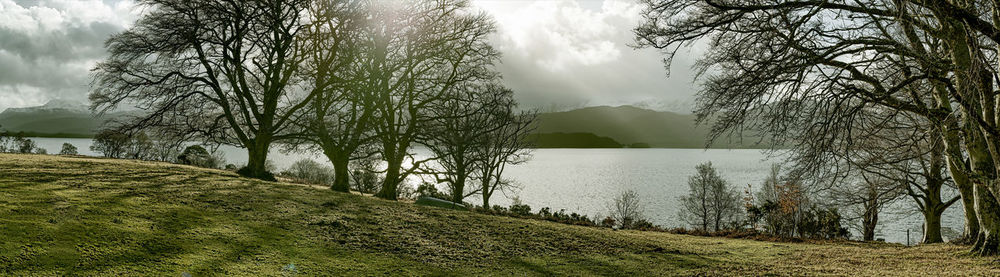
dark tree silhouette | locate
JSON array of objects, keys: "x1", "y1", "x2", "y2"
[
  {"x1": 635, "y1": 0, "x2": 1000, "y2": 254},
  {"x1": 92, "y1": 0, "x2": 317, "y2": 180},
  {"x1": 362, "y1": 0, "x2": 500, "y2": 200}
]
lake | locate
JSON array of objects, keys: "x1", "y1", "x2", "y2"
[{"x1": 30, "y1": 137, "x2": 964, "y2": 244}]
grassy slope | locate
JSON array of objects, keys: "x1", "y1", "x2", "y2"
[{"x1": 0, "y1": 154, "x2": 998, "y2": 276}]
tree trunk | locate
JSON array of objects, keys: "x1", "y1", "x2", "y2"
[
  {"x1": 451, "y1": 173, "x2": 466, "y2": 205},
  {"x1": 376, "y1": 158, "x2": 402, "y2": 200},
  {"x1": 974, "y1": 184, "x2": 1000, "y2": 255},
  {"x1": 330, "y1": 155, "x2": 350, "y2": 192},
  {"x1": 239, "y1": 139, "x2": 275, "y2": 181},
  {"x1": 863, "y1": 205, "x2": 878, "y2": 241},
  {"x1": 955, "y1": 172, "x2": 982, "y2": 241},
  {"x1": 922, "y1": 208, "x2": 944, "y2": 243},
  {"x1": 481, "y1": 175, "x2": 493, "y2": 209}
]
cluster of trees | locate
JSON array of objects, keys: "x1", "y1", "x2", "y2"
[
  {"x1": 90, "y1": 0, "x2": 534, "y2": 206},
  {"x1": 88, "y1": 129, "x2": 226, "y2": 168},
  {"x1": 637, "y1": 0, "x2": 1000, "y2": 253},
  {"x1": 679, "y1": 162, "x2": 742, "y2": 232},
  {"x1": 0, "y1": 131, "x2": 44, "y2": 154},
  {"x1": 680, "y1": 163, "x2": 848, "y2": 239}
]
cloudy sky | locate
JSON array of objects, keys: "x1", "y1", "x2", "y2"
[{"x1": 0, "y1": 0, "x2": 703, "y2": 113}]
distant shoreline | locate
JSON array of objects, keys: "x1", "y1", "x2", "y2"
[
  {"x1": 27, "y1": 135, "x2": 772, "y2": 150},
  {"x1": 10, "y1": 132, "x2": 93, "y2": 139}
]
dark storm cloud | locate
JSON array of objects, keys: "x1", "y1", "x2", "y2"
[
  {"x1": 0, "y1": 0, "x2": 699, "y2": 113},
  {"x1": 0, "y1": 0, "x2": 136, "y2": 111}
]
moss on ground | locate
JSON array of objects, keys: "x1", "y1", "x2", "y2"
[{"x1": 0, "y1": 153, "x2": 998, "y2": 276}]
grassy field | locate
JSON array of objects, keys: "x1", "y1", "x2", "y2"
[{"x1": 1, "y1": 153, "x2": 998, "y2": 276}]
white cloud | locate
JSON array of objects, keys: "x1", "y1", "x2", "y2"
[
  {"x1": 477, "y1": 0, "x2": 642, "y2": 71},
  {"x1": 472, "y1": 0, "x2": 699, "y2": 111},
  {"x1": 0, "y1": 0, "x2": 137, "y2": 112}
]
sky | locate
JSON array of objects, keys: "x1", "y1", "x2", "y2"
[{"x1": 0, "y1": 0, "x2": 704, "y2": 113}]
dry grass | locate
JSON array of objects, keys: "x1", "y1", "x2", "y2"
[{"x1": 0, "y1": 153, "x2": 998, "y2": 276}]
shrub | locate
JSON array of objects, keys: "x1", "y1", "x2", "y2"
[
  {"x1": 59, "y1": 143, "x2": 78, "y2": 155},
  {"x1": 600, "y1": 216, "x2": 617, "y2": 228},
  {"x1": 415, "y1": 182, "x2": 449, "y2": 200},
  {"x1": 177, "y1": 145, "x2": 225, "y2": 169},
  {"x1": 280, "y1": 159, "x2": 335, "y2": 185},
  {"x1": 509, "y1": 203, "x2": 531, "y2": 216}
]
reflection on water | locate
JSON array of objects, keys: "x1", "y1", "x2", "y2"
[{"x1": 29, "y1": 137, "x2": 964, "y2": 244}]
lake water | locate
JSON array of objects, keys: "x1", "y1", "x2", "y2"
[{"x1": 30, "y1": 137, "x2": 964, "y2": 244}]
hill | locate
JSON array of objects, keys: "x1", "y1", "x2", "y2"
[
  {"x1": 0, "y1": 100, "x2": 130, "y2": 137},
  {"x1": 535, "y1": 105, "x2": 761, "y2": 148},
  {"x1": 527, "y1": 132, "x2": 623, "y2": 148},
  {"x1": 0, "y1": 154, "x2": 996, "y2": 275}
]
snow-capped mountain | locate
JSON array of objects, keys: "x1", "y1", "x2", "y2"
[{"x1": 1, "y1": 99, "x2": 90, "y2": 114}]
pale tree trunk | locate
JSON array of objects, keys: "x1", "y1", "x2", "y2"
[
  {"x1": 941, "y1": 120, "x2": 981, "y2": 240},
  {"x1": 862, "y1": 201, "x2": 878, "y2": 241}
]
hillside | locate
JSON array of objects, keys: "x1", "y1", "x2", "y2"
[
  {"x1": 0, "y1": 100, "x2": 130, "y2": 137},
  {"x1": 536, "y1": 105, "x2": 760, "y2": 148},
  {"x1": 527, "y1": 132, "x2": 623, "y2": 148},
  {"x1": 1, "y1": 154, "x2": 998, "y2": 275}
]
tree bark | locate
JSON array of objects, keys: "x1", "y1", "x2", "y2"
[
  {"x1": 481, "y1": 175, "x2": 493, "y2": 209},
  {"x1": 376, "y1": 158, "x2": 402, "y2": 200},
  {"x1": 923, "y1": 209, "x2": 944, "y2": 244},
  {"x1": 450, "y1": 172, "x2": 467, "y2": 205},
  {"x1": 239, "y1": 138, "x2": 275, "y2": 181},
  {"x1": 863, "y1": 202, "x2": 878, "y2": 241},
  {"x1": 329, "y1": 155, "x2": 351, "y2": 192},
  {"x1": 974, "y1": 184, "x2": 1000, "y2": 255}
]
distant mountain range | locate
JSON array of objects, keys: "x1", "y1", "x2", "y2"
[
  {"x1": 0, "y1": 101, "x2": 759, "y2": 148},
  {"x1": 0, "y1": 100, "x2": 127, "y2": 137},
  {"x1": 534, "y1": 105, "x2": 758, "y2": 149}
]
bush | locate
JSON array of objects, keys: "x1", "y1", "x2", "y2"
[
  {"x1": 509, "y1": 203, "x2": 531, "y2": 216},
  {"x1": 177, "y1": 145, "x2": 225, "y2": 169},
  {"x1": 798, "y1": 205, "x2": 850, "y2": 239},
  {"x1": 600, "y1": 216, "x2": 617, "y2": 228},
  {"x1": 280, "y1": 159, "x2": 335, "y2": 185},
  {"x1": 59, "y1": 143, "x2": 78, "y2": 155},
  {"x1": 415, "y1": 182, "x2": 449, "y2": 200}
]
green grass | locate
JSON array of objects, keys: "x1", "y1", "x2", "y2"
[{"x1": 1, "y1": 153, "x2": 998, "y2": 276}]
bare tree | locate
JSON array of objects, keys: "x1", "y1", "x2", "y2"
[
  {"x1": 289, "y1": 0, "x2": 376, "y2": 192},
  {"x1": 364, "y1": 0, "x2": 500, "y2": 200},
  {"x1": 472, "y1": 88, "x2": 536, "y2": 209},
  {"x1": 832, "y1": 175, "x2": 903, "y2": 241},
  {"x1": 92, "y1": 0, "x2": 317, "y2": 180},
  {"x1": 426, "y1": 84, "x2": 534, "y2": 205},
  {"x1": 634, "y1": 0, "x2": 1000, "y2": 254},
  {"x1": 609, "y1": 189, "x2": 645, "y2": 229},
  {"x1": 680, "y1": 162, "x2": 740, "y2": 231}
]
